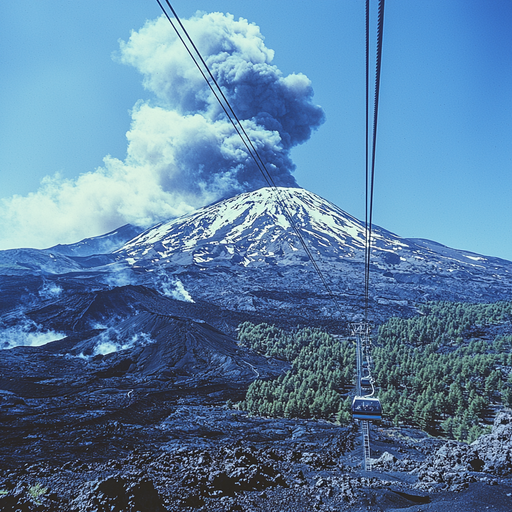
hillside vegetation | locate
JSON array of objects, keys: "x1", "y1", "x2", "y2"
[
  {"x1": 238, "y1": 324, "x2": 355, "y2": 423},
  {"x1": 238, "y1": 300, "x2": 512, "y2": 443}
]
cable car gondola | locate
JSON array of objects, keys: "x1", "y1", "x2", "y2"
[
  {"x1": 351, "y1": 396, "x2": 382, "y2": 421},
  {"x1": 360, "y1": 376, "x2": 372, "y2": 389}
]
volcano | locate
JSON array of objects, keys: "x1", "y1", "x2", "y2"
[
  {"x1": 113, "y1": 187, "x2": 512, "y2": 322},
  {"x1": 1, "y1": 187, "x2": 512, "y2": 511},
  {"x1": 1, "y1": 187, "x2": 511, "y2": 326}
]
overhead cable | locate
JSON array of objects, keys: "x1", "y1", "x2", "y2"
[
  {"x1": 364, "y1": 0, "x2": 385, "y2": 321},
  {"x1": 155, "y1": 0, "x2": 341, "y2": 310}
]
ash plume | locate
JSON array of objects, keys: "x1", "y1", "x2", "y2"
[{"x1": 0, "y1": 12, "x2": 324, "y2": 250}]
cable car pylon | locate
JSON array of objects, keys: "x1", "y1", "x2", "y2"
[{"x1": 350, "y1": 322, "x2": 381, "y2": 471}]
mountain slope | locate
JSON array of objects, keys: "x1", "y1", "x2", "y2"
[
  {"x1": 0, "y1": 248, "x2": 84, "y2": 276},
  {"x1": 48, "y1": 224, "x2": 143, "y2": 258},
  {"x1": 114, "y1": 187, "x2": 512, "y2": 321},
  {"x1": 68, "y1": 311, "x2": 287, "y2": 383},
  {"x1": 117, "y1": 187, "x2": 386, "y2": 266},
  {"x1": 117, "y1": 186, "x2": 511, "y2": 272}
]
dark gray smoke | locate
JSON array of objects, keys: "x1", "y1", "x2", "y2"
[{"x1": 119, "y1": 11, "x2": 325, "y2": 198}]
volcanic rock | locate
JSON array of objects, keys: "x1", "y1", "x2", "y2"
[
  {"x1": 69, "y1": 311, "x2": 288, "y2": 384},
  {"x1": 471, "y1": 411, "x2": 512, "y2": 476},
  {"x1": 70, "y1": 475, "x2": 165, "y2": 512}
]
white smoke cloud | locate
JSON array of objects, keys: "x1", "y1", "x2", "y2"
[
  {"x1": 90, "y1": 329, "x2": 154, "y2": 357},
  {"x1": 151, "y1": 269, "x2": 194, "y2": 302},
  {"x1": 39, "y1": 280, "x2": 63, "y2": 300},
  {"x1": 0, "y1": 12, "x2": 324, "y2": 250},
  {"x1": 0, "y1": 318, "x2": 66, "y2": 350},
  {"x1": 171, "y1": 279, "x2": 194, "y2": 303},
  {"x1": 102, "y1": 268, "x2": 136, "y2": 289}
]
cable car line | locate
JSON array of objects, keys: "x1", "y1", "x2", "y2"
[
  {"x1": 353, "y1": 0, "x2": 386, "y2": 472},
  {"x1": 155, "y1": 0, "x2": 266, "y2": 185},
  {"x1": 156, "y1": 0, "x2": 386, "y2": 473},
  {"x1": 155, "y1": 0, "x2": 342, "y2": 310},
  {"x1": 364, "y1": 0, "x2": 370, "y2": 317},
  {"x1": 364, "y1": 0, "x2": 385, "y2": 322},
  {"x1": 160, "y1": 1, "x2": 271, "y2": 186}
]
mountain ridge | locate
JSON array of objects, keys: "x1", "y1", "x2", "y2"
[{"x1": 115, "y1": 186, "x2": 511, "y2": 270}]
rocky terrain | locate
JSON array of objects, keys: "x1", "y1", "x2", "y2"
[
  {"x1": 2, "y1": 294, "x2": 512, "y2": 511},
  {"x1": 2, "y1": 358, "x2": 512, "y2": 512}
]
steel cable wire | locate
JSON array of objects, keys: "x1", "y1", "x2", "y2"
[
  {"x1": 155, "y1": 0, "x2": 341, "y2": 309},
  {"x1": 364, "y1": 0, "x2": 385, "y2": 322}
]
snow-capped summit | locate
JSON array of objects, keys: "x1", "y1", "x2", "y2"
[
  {"x1": 116, "y1": 187, "x2": 401, "y2": 267},
  {"x1": 112, "y1": 186, "x2": 512, "y2": 319},
  {"x1": 116, "y1": 186, "x2": 508, "y2": 275}
]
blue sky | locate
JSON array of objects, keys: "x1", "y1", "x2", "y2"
[{"x1": 1, "y1": 0, "x2": 511, "y2": 260}]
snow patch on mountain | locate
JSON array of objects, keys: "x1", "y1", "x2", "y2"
[{"x1": 116, "y1": 187, "x2": 403, "y2": 267}]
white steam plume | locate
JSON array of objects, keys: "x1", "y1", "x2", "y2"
[
  {"x1": 152, "y1": 269, "x2": 194, "y2": 302},
  {"x1": 39, "y1": 280, "x2": 63, "y2": 300},
  {"x1": 76, "y1": 329, "x2": 155, "y2": 358},
  {"x1": 0, "y1": 12, "x2": 324, "y2": 250},
  {"x1": 0, "y1": 317, "x2": 66, "y2": 350}
]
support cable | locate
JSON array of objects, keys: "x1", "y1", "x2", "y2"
[
  {"x1": 360, "y1": 0, "x2": 385, "y2": 474},
  {"x1": 364, "y1": 0, "x2": 385, "y2": 322},
  {"x1": 364, "y1": 0, "x2": 370, "y2": 318},
  {"x1": 155, "y1": 0, "x2": 341, "y2": 309}
]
